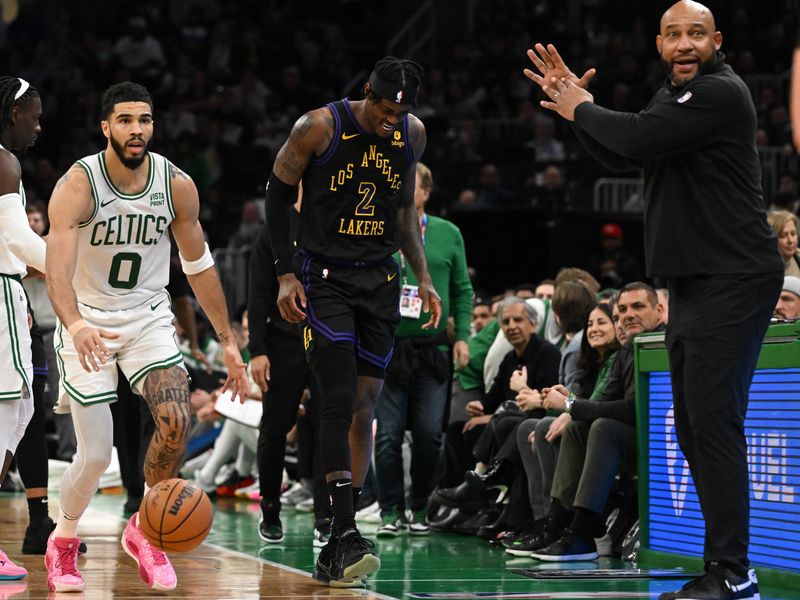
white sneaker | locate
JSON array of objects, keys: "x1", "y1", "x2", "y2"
[
  {"x1": 193, "y1": 469, "x2": 217, "y2": 495},
  {"x1": 355, "y1": 501, "x2": 381, "y2": 524},
  {"x1": 295, "y1": 496, "x2": 315, "y2": 513},
  {"x1": 234, "y1": 479, "x2": 261, "y2": 499},
  {"x1": 281, "y1": 481, "x2": 312, "y2": 507}
]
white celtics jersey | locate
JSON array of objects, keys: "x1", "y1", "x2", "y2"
[
  {"x1": 0, "y1": 144, "x2": 28, "y2": 277},
  {"x1": 73, "y1": 151, "x2": 174, "y2": 310}
]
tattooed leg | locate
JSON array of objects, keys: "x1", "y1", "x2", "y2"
[{"x1": 141, "y1": 366, "x2": 191, "y2": 486}]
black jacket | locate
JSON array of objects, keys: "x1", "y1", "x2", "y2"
[
  {"x1": 573, "y1": 53, "x2": 782, "y2": 278},
  {"x1": 247, "y1": 210, "x2": 301, "y2": 356},
  {"x1": 571, "y1": 324, "x2": 665, "y2": 426},
  {"x1": 481, "y1": 335, "x2": 561, "y2": 415}
]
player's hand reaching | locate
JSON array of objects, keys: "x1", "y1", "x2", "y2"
[
  {"x1": 220, "y1": 343, "x2": 249, "y2": 404},
  {"x1": 277, "y1": 273, "x2": 307, "y2": 323},
  {"x1": 72, "y1": 325, "x2": 119, "y2": 373},
  {"x1": 418, "y1": 279, "x2": 442, "y2": 330},
  {"x1": 524, "y1": 43, "x2": 596, "y2": 91}
]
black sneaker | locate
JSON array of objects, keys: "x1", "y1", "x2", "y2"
[
  {"x1": 258, "y1": 517, "x2": 284, "y2": 544},
  {"x1": 22, "y1": 517, "x2": 87, "y2": 555},
  {"x1": 658, "y1": 564, "x2": 760, "y2": 600},
  {"x1": 313, "y1": 528, "x2": 380, "y2": 588},
  {"x1": 504, "y1": 524, "x2": 557, "y2": 557},
  {"x1": 531, "y1": 531, "x2": 599, "y2": 562}
]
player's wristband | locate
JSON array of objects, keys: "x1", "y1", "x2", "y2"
[
  {"x1": 180, "y1": 242, "x2": 215, "y2": 275},
  {"x1": 67, "y1": 319, "x2": 89, "y2": 336}
]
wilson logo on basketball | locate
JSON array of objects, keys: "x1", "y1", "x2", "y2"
[{"x1": 168, "y1": 483, "x2": 197, "y2": 516}]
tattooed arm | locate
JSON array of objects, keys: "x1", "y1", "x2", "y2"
[
  {"x1": 269, "y1": 108, "x2": 334, "y2": 323},
  {"x1": 397, "y1": 115, "x2": 442, "y2": 329},
  {"x1": 169, "y1": 163, "x2": 249, "y2": 402}
]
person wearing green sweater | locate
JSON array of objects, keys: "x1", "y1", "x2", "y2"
[{"x1": 375, "y1": 163, "x2": 473, "y2": 537}]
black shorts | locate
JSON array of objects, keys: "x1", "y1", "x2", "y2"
[{"x1": 294, "y1": 251, "x2": 401, "y2": 377}]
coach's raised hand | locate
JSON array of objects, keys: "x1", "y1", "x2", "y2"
[{"x1": 524, "y1": 43, "x2": 596, "y2": 91}]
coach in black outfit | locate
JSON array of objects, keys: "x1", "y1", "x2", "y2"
[
  {"x1": 248, "y1": 194, "x2": 330, "y2": 544},
  {"x1": 527, "y1": 2, "x2": 782, "y2": 599}
]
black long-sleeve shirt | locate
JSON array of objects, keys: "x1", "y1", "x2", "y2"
[
  {"x1": 573, "y1": 53, "x2": 782, "y2": 278},
  {"x1": 247, "y1": 210, "x2": 301, "y2": 356},
  {"x1": 481, "y1": 335, "x2": 561, "y2": 415}
]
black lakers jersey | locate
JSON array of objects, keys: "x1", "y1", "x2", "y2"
[{"x1": 299, "y1": 99, "x2": 414, "y2": 263}]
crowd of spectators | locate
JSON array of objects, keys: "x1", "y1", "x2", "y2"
[{"x1": 3, "y1": 0, "x2": 797, "y2": 248}]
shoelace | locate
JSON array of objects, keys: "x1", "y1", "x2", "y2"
[
  {"x1": 55, "y1": 543, "x2": 80, "y2": 575},
  {"x1": 340, "y1": 531, "x2": 375, "y2": 553},
  {"x1": 148, "y1": 544, "x2": 168, "y2": 567}
]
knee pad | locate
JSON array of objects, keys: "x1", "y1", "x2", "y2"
[{"x1": 310, "y1": 344, "x2": 357, "y2": 424}]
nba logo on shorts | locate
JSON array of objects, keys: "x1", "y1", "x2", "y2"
[{"x1": 395, "y1": 90, "x2": 404, "y2": 103}]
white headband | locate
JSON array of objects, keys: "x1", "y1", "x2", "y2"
[{"x1": 13, "y1": 79, "x2": 29, "y2": 101}]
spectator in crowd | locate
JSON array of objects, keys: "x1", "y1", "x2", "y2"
[
  {"x1": 375, "y1": 162, "x2": 473, "y2": 537},
  {"x1": 529, "y1": 283, "x2": 663, "y2": 561},
  {"x1": 767, "y1": 210, "x2": 800, "y2": 277},
  {"x1": 774, "y1": 275, "x2": 800, "y2": 320},
  {"x1": 527, "y1": 113, "x2": 565, "y2": 163},
  {"x1": 534, "y1": 279, "x2": 555, "y2": 300},
  {"x1": 471, "y1": 298, "x2": 492, "y2": 335},
  {"x1": 589, "y1": 223, "x2": 642, "y2": 289}
]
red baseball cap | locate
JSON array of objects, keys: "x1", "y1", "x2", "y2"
[{"x1": 601, "y1": 223, "x2": 623, "y2": 239}]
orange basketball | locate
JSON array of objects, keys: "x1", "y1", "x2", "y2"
[{"x1": 139, "y1": 478, "x2": 213, "y2": 552}]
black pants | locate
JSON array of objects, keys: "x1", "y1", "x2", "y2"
[
  {"x1": 257, "y1": 330, "x2": 329, "y2": 522},
  {"x1": 666, "y1": 271, "x2": 781, "y2": 571},
  {"x1": 441, "y1": 420, "x2": 484, "y2": 487},
  {"x1": 16, "y1": 374, "x2": 48, "y2": 489}
]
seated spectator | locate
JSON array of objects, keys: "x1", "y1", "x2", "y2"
[
  {"x1": 589, "y1": 224, "x2": 642, "y2": 289},
  {"x1": 507, "y1": 301, "x2": 621, "y2": 553},
  {"x1": 518, "y1": 283, "x2": 663, "y2": 561},
  {"x1": 774, "y1": 276, "x2": 800, "y2": 320},
  {"x1": 534, "y1": 279, "x2": 555, "y2": 300},
  {"x1": 767, "y1": 210, "x2": 800, "y2": 277},
  {"x1": 471, "y1": 299, "x2": 493, "y2": 335},
  {"x1": 434, "y1": 296, "x2": 560, "y2": 505},
  {"x1": 527, "y1": 114, "x2": 565, "y2": 163}
]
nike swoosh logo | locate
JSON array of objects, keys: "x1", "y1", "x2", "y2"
[
  {"x1": 341, "y1": 133, "x2": 359, "y2": 140},
  {"x1": 150, "y1": 299, "x2": 166, "y2": 311},
  {"x1": 387, "y1": 273, "x2": 397, "y2": 282},
  {"x1": 335, "y1": 481, "x2": 352, "y2": 488},
  {"x1": 100, "y1": 198, "x2": 117, "y2": 207}
]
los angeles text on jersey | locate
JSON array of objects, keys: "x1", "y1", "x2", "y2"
[
  {"x1": 328, "y1": 145, "x2": 402, "y2": 192},
  {"x1": 89, "y1": 213, "x2": 168, "y2": 246}
]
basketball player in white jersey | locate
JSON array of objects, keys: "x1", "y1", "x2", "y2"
[
  {"x1": 0, "y1": 76, "x2": 46, "y2": 582},
  {"x1": 44, "y1": 82, "x2": 248, "y2": 593}
]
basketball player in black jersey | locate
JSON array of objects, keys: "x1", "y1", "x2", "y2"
[{"x1": 266, "y1": 57, "x2": 442, "y2": 587}]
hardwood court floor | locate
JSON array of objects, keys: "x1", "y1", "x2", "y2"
[{"x1": 1, "y1": 492, "x2": 798, "y2": 599}]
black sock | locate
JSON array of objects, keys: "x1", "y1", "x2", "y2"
[
  {"x1": 570, "y1": 507, "x2": 603, "y2": 541},
  {"x1": 261, "y1": 498, "x2": 280, "y2": 522},
  {"x1": 328, "y1": 478, "x2": 355, "y2": 534},
  {"x1": 548, "y1": 500, "x2": 574, "y2": 536},
  {"x1": 352, "y1": 486, "x2": 362, "y2": 509},
  {"x1": 27, "y1": 496, "x2": 49, "y2": 524}
]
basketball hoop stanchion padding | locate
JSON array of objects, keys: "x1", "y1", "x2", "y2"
[{"x1": 634, "y1": 323, "x2": 800, "y2": 592}]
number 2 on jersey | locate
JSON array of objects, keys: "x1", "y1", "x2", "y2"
[{"x1": 355, "y1": 181, "x2": 376, "y2": 217}]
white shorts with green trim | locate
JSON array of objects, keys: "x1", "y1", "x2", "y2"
[
  {"x1": 0, "y1": 275, "x2": 33, "y2": 401},
  {"x1": 54, "y1": 290, "x2": 185, "y2": 410}
]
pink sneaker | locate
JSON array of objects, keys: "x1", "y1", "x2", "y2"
[
  {"x1": 44, "y1": 534, "x2": 84, "y2": 592},
  {"x1": 0, "y1": 549, "x2": 26, "y2": 581},
  {"x1": 121, "y1": 513, "x2": 177, "y2": 591}
]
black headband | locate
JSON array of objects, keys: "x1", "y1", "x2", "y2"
[{"x1": 368, "y1": 71, "x2": 418, "y2": 106}]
